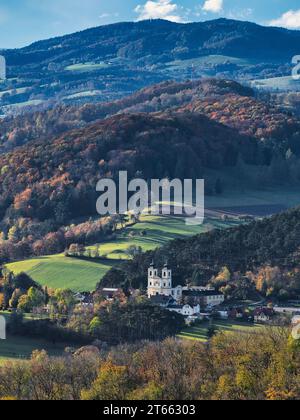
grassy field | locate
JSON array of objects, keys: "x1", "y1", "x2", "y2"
[
  {"x1": 165, "y1": 55, "x2": 254, "y2": 71},
  {"x1": 87, "y1": 215, "x2": 239, "y2": 260},
  {"x1": 178, "y1": 320, "x2": 265, "y2": 342},
  {"x1": 6, "y1": 255, "x2": 116, "y2": 292},
  {"x1": 65, "y1": 62, "x2": 109, "y2": 72},
  {"x1": 6, "y1": 215, "x2": 238, "y2": 292},
  {"x1": 206, "y1": 186, "x2": 300, "y2": 209},
  {"x1": 4, "y1": 99, "x2": 44, "y2": 110},
  {"x1": 0, "y1": 87, "x2": 30, "y2": 98},
  {"x1": 65, "y1": 90, "x2": 102, "y2": 100},
  {"x1": 0, "y1": 335, "x2": 70, "y2": 364},
  {"x1": 251, "y1": 76, "x2": 300, "y2": 91},
  {"x1": 0, "y1": 312, "x2": 75, "y2": 363}
]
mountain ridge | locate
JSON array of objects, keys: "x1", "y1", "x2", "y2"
[
  {"x1": 1, "y1": 18, "x2": 299, "y2": 113},
  {"x1": 4, "y1": 18, "x2": 300, "y2": 54}
]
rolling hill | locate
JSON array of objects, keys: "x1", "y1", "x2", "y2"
[
  {"x1": 105, "y1": 205, "x2": 300, "y2": 298},
  {"x1": 6, "y1": 214, "x2": 237, "y2": 291},
  {"x1": 0, "y1": 78, "x2": 254, "y2": 153},
  {"x1": 1, "y1": 18, "x2": 300, "y2": 113},
  {"x1": 0, "y1": 77, "x2": 300, "y2": 268}
]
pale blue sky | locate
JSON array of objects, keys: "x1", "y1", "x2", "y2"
[{"x1": 1, "y1": 0, "x2": 300, "y2": 48}]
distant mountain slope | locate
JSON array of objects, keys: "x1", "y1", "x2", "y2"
[
  {"x1": 5, "y1": 18, "x2": 300, "y2": 64},
  {"x1": 0, "y1": 78, "x2": 253, "y2": 152},
  {"x1": 0, "y1": 18, "x2": 299, "y2": 111},
  {"x1": 1, "y1": 78, "x2": 300, "y2": 157}
]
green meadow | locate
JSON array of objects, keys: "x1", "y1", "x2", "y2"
[
  {"x1": 6, "y1": 215, "x2": 239, "y2": 292},
  {"x1": 165, "y1": 55, "x2": 254, "y2": 71},
  {"x1": 0, "y1": 312, "x2": 73, "y2": 363},
  {"x1": 0, "y1": 335, "x2": 69, "y2": 364},
  {"x1": 65, "y1": 62, "x2": 109, "y2": 72},
  {"x1": 6, "y1": 256, "x2": 116, "y2": 292},
  {"x1": 178, "y1": 320, "x2": 265, "y2": 343}
]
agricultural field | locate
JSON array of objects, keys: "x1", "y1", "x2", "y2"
[
  {"x1": 178, "y1": 320, "x2": 266, "y2": 342},
  {"x1": 65, "y1": 62, "x2": 109, "y2": 72},
  {"x1": 6, "y1": 255, "x2": 116, "y2": 292},
  {"x1": 6, "y1": 214, "x2": 239, "y2": 292},
  {"x1": 0, "y1": 312, "x2": 75, "y2": 363},
  {"x1": 165, "y1": 55, "x2": 254, "y2": 71},
  {"x1": 251, "y1": 76, "x2": 300, "y2": 91},
  {"x1": 206, "y1": 186, "x2": 300, "y2": 209},
  {"x1": 0, "y1": 335, "x2": 70, "y2": 363},
  {"x1": 64, "y1": 90, "x2": 102, "y2": 100}
]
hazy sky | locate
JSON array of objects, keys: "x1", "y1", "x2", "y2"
[{"x1": 1, "y1": 0, "x2": 300, "y2": 48}]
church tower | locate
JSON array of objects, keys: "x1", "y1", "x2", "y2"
[
  {"x1": 161, "y1": 263, "x2": 172, "y2": 288},
  {"x1": 147, "y1": 262, "x2": 173, "y2": 298}
]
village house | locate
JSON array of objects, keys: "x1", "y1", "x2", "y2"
[
  {"x1": 74, "y1": 292, "x2": 94, "y2": 307},
  {"x1": 98, "y1": 288, "x2": 123, "y2": 301},
  {"x1": 254, "y1": 308, "x2": 274, "y2": 324},
  {"x1": 167, "y1": 304, "x2": 201, "y2": 318}
]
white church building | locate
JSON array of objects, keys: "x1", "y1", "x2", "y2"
[
  {"x1": 147, "y1": 263, "x2": 225, "y2": 320},
  {"x1": 147, "y1": 263, "x2": 183, "y2": 302},
  {"x1": 147, "y1": 263, "x2": 201, "y2": 320}
]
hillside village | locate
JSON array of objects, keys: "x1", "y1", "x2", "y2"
[{"x1": 93, "y1": 263, "x2": 300, "y2": 328}]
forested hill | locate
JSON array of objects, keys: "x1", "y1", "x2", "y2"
[
  {"x1": 2, "y1": 78, "x2": 300, "y2": 156},
  {"x1": 1, "y1": 77, "x2": 300, "y2": 265},
  {"x1": 0, "y1": 78, "x2": 254, "y2": 153},
  {"x1": 0, "y1": 111, "x2": 258, "y2": 225},
  {"x1": 1, "y1": 18, "x2": 300, "y2": 111},
  {"x1": 4, "y1": 18, "x2": 300, "y2": 65},
  {"x1": 102, "y1": 206, "x2": 300, "y2": 290}
]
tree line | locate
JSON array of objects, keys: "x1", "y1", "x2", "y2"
[{"x1": 0, "y1": 328, "x2": 298, "y2": 400}]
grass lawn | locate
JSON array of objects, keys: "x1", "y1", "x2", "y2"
[
  {"x1": 65, "y1": 62, "x2": 109, "y2": 72},
  {"x1": 6, "y1": 255, "x2": 116, "y2": 292},
  {"x1": 178, "y1": 320, "x2": 265, "y2": 342},
  {"x1": 0, "y1": 335, "x2": 70, "y2": 364},
  {"x1": 6, "y1": 215, "x2": 238, "y2": 292}
]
